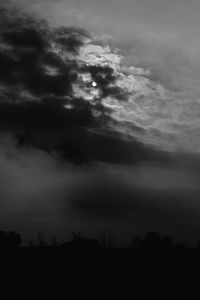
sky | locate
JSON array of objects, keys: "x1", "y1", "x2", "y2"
[
  {"x1": 12, "y1": 0, "x2": 200, "y2": 152},
  {"x1": 1, "y1": 0, "x2": 200, "y2": 246},
  {"x1": 14, "y1": 0, "x2": 200, "y2": 54}
]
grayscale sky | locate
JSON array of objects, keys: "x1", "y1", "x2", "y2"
[
  {"x1": 13, "y1": 0, "x2": 200, "y2": 96},
  {"x1": 1, "y1": 0, "x2": 200, "y2": 246},
  {"x1": 14, "y1": 0, "x2": 200, "y2": 49}
]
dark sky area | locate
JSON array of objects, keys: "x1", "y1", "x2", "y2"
[{"x1": 1, "y1": 0, "x2": 200, "y2": 246}]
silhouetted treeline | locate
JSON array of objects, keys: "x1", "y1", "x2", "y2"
[
  {"x1": 0, "y1": 230, "x2": 21, "y2": 248},
  {"x1": 2, "y1": 229, "x2": 200, "y2": 257}
]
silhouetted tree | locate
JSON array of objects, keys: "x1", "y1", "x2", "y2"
[
  {"x1": 61, "y1": 232, "x2": 101, "y2": 250},
  {"x1": 50, "y1": 236, "x2": 58, "y2": 248},
  {"x1": 131, "y1": 235, "x2": 143, "y2": 249},
  {"x1": 100, "y1": 231, "x2": 117, "y2": 248},
  {"x1": 37, "y1": 233, "x2": 47, "y2": 248},
  {"x1": 28, "y1": 238, "x2": 34, "y2": 248},
  {"x1": 0, "y1": 231, "x2": 21, "y2": 248},
  {"x1": 131, "y1": 232, "x2": 174, "y2": 256}
]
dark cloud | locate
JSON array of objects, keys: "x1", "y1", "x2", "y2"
[
  {"x1": 0, "y1": 3, "x2": 124, "y2": 99},
  {"x1": 0, "y1": 3, "x2": 126, "y2": 102},
  {"x1": 0, "y1": 2, "x2": 185, "y2": 167},
  {"x1": 0, "y1": 98, "x2": 94, "y2": 130},
  {"x1": 54, "y1": 26, "x2": 90, "y2": 54},
  {"x1": 0, "y1": 30, "x2": 76, "y2": 98},
  {"x1": 0, "y1": 3, "x2": 125, "y2": 165},
  {"x1": 0, "y1": 3, "x2": 90, "y2": 99},
  {"x1": 2, "y1": 27, "x2": 47, "y2": 49},
  {"x1": 12, "y1": 124, "x2": 174, "y2": 166}
]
